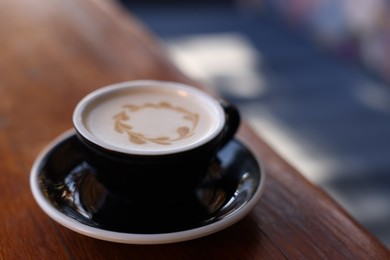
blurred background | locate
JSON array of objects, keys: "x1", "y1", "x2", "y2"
[{"x1": 118, "y1": 0, "x2": 390, "y2": 248}]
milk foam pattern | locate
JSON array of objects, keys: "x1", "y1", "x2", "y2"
[{"x1": 113, "y1": 101, "x2": 199, "y2": 145}]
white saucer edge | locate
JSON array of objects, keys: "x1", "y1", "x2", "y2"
[{"x1": 29, "y1": 129, "x2": 266, "y2": 245}]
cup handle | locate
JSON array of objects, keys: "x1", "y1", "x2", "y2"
[{"x1": 218, "y1": 99, "x2": 241, "y2": 148}]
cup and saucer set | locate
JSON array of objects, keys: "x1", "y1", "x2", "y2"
[{"x1": 30, "y1": 80, "x2": 265, "y2": 244}]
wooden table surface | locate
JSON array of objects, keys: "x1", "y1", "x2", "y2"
[{"x1": 0, "y1": 0, "x2": 389, "y2": 259}]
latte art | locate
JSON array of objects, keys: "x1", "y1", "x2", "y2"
[
  {"x1": 113, "y1": 101, "x2": 199, "y2": 145},
  {"x1": 77, "y1": 84, "x2": 225, "y2": 154}
]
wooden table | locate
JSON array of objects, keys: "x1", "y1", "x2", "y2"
[{"x1": 0, "y1": 0, "x2": 389, "y2": 258}]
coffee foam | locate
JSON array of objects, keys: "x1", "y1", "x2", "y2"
[{"x1": 80, "y1": 86, "x2": 223, "y2": 154}]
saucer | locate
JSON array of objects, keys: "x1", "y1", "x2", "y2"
[{"x1": 30, "y1": 130, "x2": 265, "y2": 244}]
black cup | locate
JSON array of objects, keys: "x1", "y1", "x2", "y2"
[{"x1": 73, "y1": 80, "x2": 240, "y2": 204}]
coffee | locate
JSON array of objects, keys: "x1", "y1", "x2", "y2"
[
  {"x1": 76, "y1": 83, "x2": 224, "y2": 154},
  {"x1": 72, "y1": 80, "x2": 240, "y2": 200}
]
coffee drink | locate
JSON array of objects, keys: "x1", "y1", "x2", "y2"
[
  {"x1": 73, "y1": 80, "x2": 240, "y2": 201},
  {"x1": 75, "y1": 82, "x2": 225, "y2": 155}
]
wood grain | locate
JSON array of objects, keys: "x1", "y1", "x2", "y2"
[{"x1": 0, "y1": 0, "x2": 389, "y2": 258}]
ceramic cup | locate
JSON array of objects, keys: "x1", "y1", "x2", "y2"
[{"x1": 73, "y1": 80, "x2": 240, "y2": 203}]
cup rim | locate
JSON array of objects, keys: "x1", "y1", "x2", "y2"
[{"x1": 73, "y1": 80, "x2": 226, "y2": 156}]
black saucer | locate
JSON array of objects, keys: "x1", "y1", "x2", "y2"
[{"x1": 30, "y1": 130, "x2": 265, "y2": 244}]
